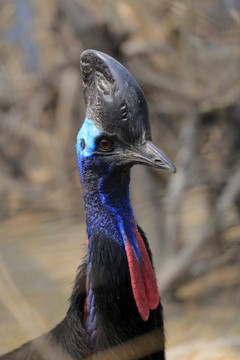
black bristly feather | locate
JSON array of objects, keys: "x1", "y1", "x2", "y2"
[{"x1": 89, "y1": 225, "x2": 165, "y2": 359}]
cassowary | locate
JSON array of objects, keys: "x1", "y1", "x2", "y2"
[{"x1": 0, "y1": 50, "x2": 176, "y2": 360}]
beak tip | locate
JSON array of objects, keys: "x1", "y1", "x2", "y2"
[
  {"x1": 170, "y1": 164, "x2": 177, "y2": 174},
  {"x1": 126, "y1": 141, "x2": 176, "y2": 174}
]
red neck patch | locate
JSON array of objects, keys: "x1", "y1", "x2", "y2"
[{"x1": 125, "y1": 222, "x2": 159, "y2": 321}]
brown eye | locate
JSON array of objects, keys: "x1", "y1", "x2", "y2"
[{"x1": 98, "y1": 138, "x2": 113, "y2": 151}]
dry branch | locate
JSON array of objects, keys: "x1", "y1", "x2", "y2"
[
  {"x1": 158, "y1": 167, "x2": 240, "y2": 291},
  {"x1": 0, "y1": 173, "x2": 50, "y2": 200},
  {"x1": 56, "y1": 0, "x2": 108, "y2": 51},
  {"x1": 53, "y1": 67, "x2": 79, "y2": 215},
  {"x1": 162, "y1": 111, "x2": 198, "y2": 257},
  {"x1": 0, "y1": 252, "x2": 46, "y2": 339}
]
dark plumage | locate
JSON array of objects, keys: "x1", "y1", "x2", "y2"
[{"x1": 0, "y1": 50, "x2": 175, "y2": 360}]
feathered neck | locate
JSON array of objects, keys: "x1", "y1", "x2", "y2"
[
  {"x1": 50, "y1": 156, "x2": 164, "y2": 359},
  {"x1": 79, "y1": 157, "x2": 159, "y2": 311}
]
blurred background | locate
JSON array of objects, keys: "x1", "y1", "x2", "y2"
[{"x1": 0, "y1": 0, "x2": 240, "y2": 358}]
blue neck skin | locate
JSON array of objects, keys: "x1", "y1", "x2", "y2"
[{"x1": 76, "y1": 118, "x2": 140, "y2": 259}]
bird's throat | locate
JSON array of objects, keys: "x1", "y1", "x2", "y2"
[{"x1": 81, "y1": 164, "x2": 159, "y2": 325}]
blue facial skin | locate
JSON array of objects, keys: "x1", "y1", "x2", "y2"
[
  {"x1": 76, "y1": 118, "x2": 102, "y2": 158},
  {"x1": 76, "y1": 117, "x2": 141, "y2": 260}
]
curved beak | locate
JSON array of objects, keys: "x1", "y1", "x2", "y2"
[{"x1": 129, "y1": 141, "x2": 176, "y2": 173}]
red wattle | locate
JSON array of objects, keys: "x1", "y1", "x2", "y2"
[
  {"x1": 125, "y1": 236, "x2": 149, "y2": 321},
  {"x1": 132, "y1": 225, "x2": 159, "y2": 310},
  {"x1": 84, "y1": 237, "x2": 90, "y2": 317}
]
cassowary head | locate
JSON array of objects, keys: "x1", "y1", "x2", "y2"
[{"x1": 76, "y1": 49, "x2": 176, "y2": 173}]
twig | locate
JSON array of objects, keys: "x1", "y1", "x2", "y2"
[
  {"x1": 158, "y1": 167, "x2": 240, "y2": 291},
  {"x1": 162, "y1": 111, "x2": 198, "y2": 257},
  {"x1": 0, "y1": 252, "x2": 46, "y2": 339},
  {"x1": 53, "y1": 66, "x2": 79, "y2": 215},
  {"x1": 56, "y1": 0, "x2": 107, "y2": 51},
  {"x1": 190, "y1": 244, "x2": 240, "y2": 277},
  {"x1": 132, "y1": 66, "x2": 200, "y2": 103},
  {"x1": 0, "y1": 173, "x2": 50, "y2": 200}
]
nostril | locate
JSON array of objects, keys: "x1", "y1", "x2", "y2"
[{"x1": 81, "y1": 139, "x2": 86, "y2": 151}]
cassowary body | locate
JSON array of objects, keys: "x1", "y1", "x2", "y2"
[{"x1": 0, "y1": 50, "x2": 175, "y2": 360}]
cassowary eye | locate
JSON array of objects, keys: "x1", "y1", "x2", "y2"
[{"x1": 98, "y1": 138, "x2": 113, "y2": 151}]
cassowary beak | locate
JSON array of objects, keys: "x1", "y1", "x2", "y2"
[{"x1": 129, "y1": 141, "x2": 176, "y2": 173}]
